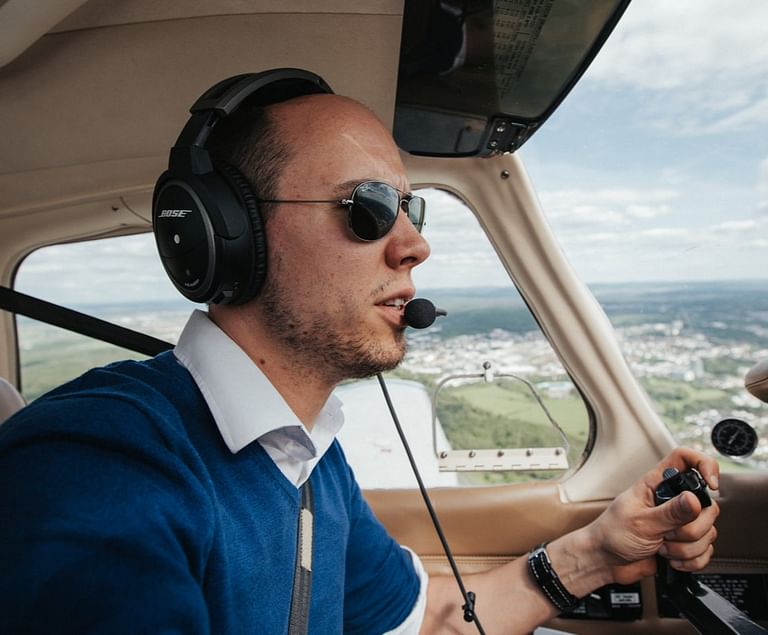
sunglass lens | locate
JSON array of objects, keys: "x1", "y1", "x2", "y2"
[
  {"x1": 348, "y1": 182, "x2": 399, "y2": 240},
  {"x1": 404, "y1": 195, "x2": 426, "y2": 233}
]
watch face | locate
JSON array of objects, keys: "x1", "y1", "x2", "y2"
[{"x1": 711, "y1": 418, "x2": 758, "y2": 458}]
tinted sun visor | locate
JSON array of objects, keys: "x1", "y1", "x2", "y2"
[{"x1": 394, "y1": 0, "x2": 631, "y2": 157}]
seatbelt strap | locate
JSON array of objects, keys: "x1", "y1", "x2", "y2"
[
  {"x1": 287, "y1": 481, "x2": 314, "y2": 635},
  {"x1": 0, "y1": 286, "x2": 172, "y2": 357}
]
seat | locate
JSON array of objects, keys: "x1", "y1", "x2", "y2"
[{"x1": 0, "y1": 376, "x2": 25, "y2": 423}]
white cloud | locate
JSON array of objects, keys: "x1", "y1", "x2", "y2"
[
  {"x1": 553, "y1": 212, "x2": 768, "y2": 283},
  {"x1": 712, "y1": 219, "x2": 759, "y2": 233},
  {"x1": 413, "y1": 189, "x2": 517, "y2": 289},
  {"x1": 588, "y1": 0, "x2": 768, "y2": 134},
  {"x1": 420, "y1": 177, "x2": 764, "y2": 284},
  {"x1": 626, "y1": 204, "x2": 670, "y2": 219},
  {"x1": 532, "y1": 177, "x2": 768, "y2": 283},
  {"x1": 759, "y1": 156, "x2": 768, "y2": 213},
  {"x1": 638, "y1": 227, "x2": 688, "y2": 239},
  {"x1": 538, "y1": 187, "x2": 676, "y2": 228},
  {"x1": 16, "y1": 234, "x2": 178, "y2": 306},
  {"x1": 592, "y1": 1, "x2": 768, "y2": 89},
  {"x1": 705, "y1": 96, "x2": 768, "y2": 134}
]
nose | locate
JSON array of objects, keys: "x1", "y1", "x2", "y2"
[{"x1": 384, "y1": 208, "x2": 431, "y2": 270}]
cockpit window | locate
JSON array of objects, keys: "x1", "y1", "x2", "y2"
[
  {"x1": 521, "y1": 0, "x2": 768, "y2": 472},
  {"x1": 16, "y1": 218, "x2": 592, "y2": 490},
  {"x1": 14, "y1": 234, "x2": 192, "y2": 401}
]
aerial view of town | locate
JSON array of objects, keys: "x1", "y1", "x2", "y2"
[
  {"x1": 16, "y1": 280, "x2": 768, "y2": 478},
  {"x1": 397, "y1": 280, "x2": 768, "y2": 476}
]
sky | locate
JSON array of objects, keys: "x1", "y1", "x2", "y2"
[
  {"x1": 519, "y1": 0, "x2": 768, "y2": 284},
  {"x1": 16, "y1": 0, "x2": 768, "y2": 305}
]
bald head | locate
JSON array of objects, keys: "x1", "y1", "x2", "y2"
[
  {"x1": 208, "y1": 93, "x2": 404, "y2": 217},
  {"x1": 266, "y1": 94, "x2": 407, "y2": 198}
]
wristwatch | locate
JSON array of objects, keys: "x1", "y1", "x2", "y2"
[{"x1": 527, "y1": 543, "x2": 581, "y2": 613}]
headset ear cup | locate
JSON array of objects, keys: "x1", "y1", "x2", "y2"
[
  {"x1": 155, "y1": 71, "x2": 334, "y2": 305},
  {"x1": 218, "y1": 163, "x2": 268, "y2": 303}
]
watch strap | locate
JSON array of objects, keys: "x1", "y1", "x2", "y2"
[{"x1": 527, "y1": 542, "x2": 580, "y2": 613}]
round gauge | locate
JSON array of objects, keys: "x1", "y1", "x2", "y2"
[{"x1": 711, "y1": 418, "x2": 758, "y2": 458}]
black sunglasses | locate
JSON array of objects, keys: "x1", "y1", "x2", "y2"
[{"x1": 259, "y1": 180, "x2": 425, "y2": 241}]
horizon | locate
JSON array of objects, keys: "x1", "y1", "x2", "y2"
[{"x1": 14, "y1": 277, "x2": 767, "y2": 314}]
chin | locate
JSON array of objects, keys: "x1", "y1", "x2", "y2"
[
  {"x1": 342, "y1": 334, "x2": 407, "y2": 379},
  {"x1": 378, "y1": 337, "x2": 408, "y2": 371}
]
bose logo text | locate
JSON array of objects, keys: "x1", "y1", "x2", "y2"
[{"x1": 159, "y1": 209, "x2": 192, "y2": 218}]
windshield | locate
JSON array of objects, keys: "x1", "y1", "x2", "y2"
[{"x1": 521, "y1": 0, "x2": 768, "y2": 470}]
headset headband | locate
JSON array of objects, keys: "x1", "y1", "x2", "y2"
[{"x1": 171, "y1": 69, "x2": 334, "y2": 177}]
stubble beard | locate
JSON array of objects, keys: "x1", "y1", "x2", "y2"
[{"x1": 258, "y1": 278, "x2": 407, "y2": 385}]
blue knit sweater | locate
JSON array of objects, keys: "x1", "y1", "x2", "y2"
[{"x1": 0, "y1": 352, "x2": 419, "y2": 633}]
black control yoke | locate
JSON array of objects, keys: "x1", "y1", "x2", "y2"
[{"x1": 654, "y1": 468, "x2": 768, "y2": 634}]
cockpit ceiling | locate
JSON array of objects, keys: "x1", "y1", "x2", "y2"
[{"x1": 0, "y1": 1, "x2": 405, "y2": 220}]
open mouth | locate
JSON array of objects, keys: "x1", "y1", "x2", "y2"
[
  {"x1": 376, "y1": 296, "x2": 411, "y2": 327},
  {"x1": 381, "y1": 298, "x2": 407, "y2": 310}
]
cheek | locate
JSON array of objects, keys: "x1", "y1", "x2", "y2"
[
  {"x1": 266, "y1": 215, "x2": 383, "y2": 301},
  {"x1": 266, "y1": 224, "x2": 321, "y2": 285}
]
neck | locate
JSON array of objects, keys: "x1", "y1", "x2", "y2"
[{"x1": 208, "y1": 307, "x2": 334, "y2": 430}]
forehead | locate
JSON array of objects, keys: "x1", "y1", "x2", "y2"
[{"x1": 269, "y1": 94, "x2": 408, "y2": 195}]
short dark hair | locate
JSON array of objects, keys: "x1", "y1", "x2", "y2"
[{"x1": 208, "y1": 103, "x2": 289, "y2": 219}]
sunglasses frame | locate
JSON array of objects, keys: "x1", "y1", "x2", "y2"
[{"x1": 258, "y1": 180, "x2": 425, "y2": 241}]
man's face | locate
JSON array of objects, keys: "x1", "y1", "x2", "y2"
[{"x1": 255, "y1": 95, "x2": 431, "y2": 384}]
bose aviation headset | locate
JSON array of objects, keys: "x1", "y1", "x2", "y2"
[{"x1": 152, "y1": 68, "x2": 334, "y2": 305}]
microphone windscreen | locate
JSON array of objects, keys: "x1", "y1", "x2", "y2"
[{"x1": 404, "y1": 298, "x2": 446, "y2": 329}]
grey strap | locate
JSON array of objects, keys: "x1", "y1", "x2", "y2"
[{"x1": 287, "y1": 481, "x2": 314, "y2": 635}]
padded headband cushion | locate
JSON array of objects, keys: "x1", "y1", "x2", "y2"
[{"x1": 243, "y1": 77, "x2": 331, "y2": 107}]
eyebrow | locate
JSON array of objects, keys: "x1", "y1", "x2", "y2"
[
  {"x1": 332, "y1": 179, "x2": 410, "y2": 199},
  {"x1": 332, "y1": 179, "x2": 364, "y2": 199}
]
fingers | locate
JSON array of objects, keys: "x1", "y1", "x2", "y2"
[
  {"x1": 667, "y1": 544, "x2": 715, "y2": 572},
  {"x1": 660, "y1": 525, "x2": 718, "y2": 562},
  {"x1": 644, "y1": 471, "x2": 719, "y2": 557},
  {"x1": 653, "y1": 490, "x2": 701, "y2": 534},
  {"x1": 658, "y1": 495, "x2": 719, "y2": 573},
  {"x1": 597, "y1": 447, "x2": 721, "y2": 580},
  {"x1": 664, "y1": 498, "x2": 719, "y2": 542},
  {"x1": 648, "y1": 448, "x2": 720, "y2": 491}
]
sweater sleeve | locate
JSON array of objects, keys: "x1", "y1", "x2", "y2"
[
  {"x1": 342, "y1": 464, "x2": 421, "y2": 635},
  {"x1": 0, "y1": 393, "x2": 216, "y2": 634}
]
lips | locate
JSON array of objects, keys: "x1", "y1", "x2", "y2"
[
  {"x1": 375, "y1": 288, "x2": 414, "y2": 309},
  {"x1": 375, "y1": 290, "x2": 414, "y2": 326},
  {"x1": 381, "y1": 298, "x2": 406, "y2": 309}
]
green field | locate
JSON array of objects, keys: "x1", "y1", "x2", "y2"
[
  {"x1": 19, "y1": 329, "x2": 149, "y2": 401},
  {"x1": 639, "y1": 377, "x2": 732, "y2": 425},
  {"x1": 439, "y1": 380, "x2": 587, "y2": 448},
  {"x1": 434, "y1": 379, "x2": 589, "y2": 485}
]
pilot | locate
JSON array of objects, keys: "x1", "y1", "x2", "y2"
[{"x1": 0, "y1": 73, "x2": 719, "y2": 634}]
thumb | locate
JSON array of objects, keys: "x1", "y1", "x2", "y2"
[{"x1": 657, "y1": 491, "x2": 699, "y2": 531}]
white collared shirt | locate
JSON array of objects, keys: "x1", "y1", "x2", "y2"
[{"x1": 173, "y1": 309, "x2": 427, "y2": 634}]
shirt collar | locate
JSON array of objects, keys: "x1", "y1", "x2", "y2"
[{"x1": 173, "y1": 309, "x2": 344, "y2": 456}]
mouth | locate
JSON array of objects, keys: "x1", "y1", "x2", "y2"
[
  {"x1": 381, "y1": 297, "x2": 407, "y2": 310},
  {"x1": 375, "y1": 292, "x2": 414, "y2": 326}
]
